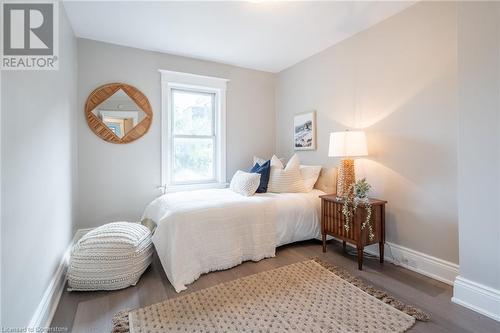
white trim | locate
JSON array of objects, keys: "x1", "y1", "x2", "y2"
[
  {"x1": 344, "y1": 240, "x2": 500, "y2": 321},
  {"x1": 160, "y1": 70, "x2": 227, "y2": 191},
  {"x1": 161, "y1": 75, "x2": 168, "y2": 189},
  {"x1": 159, "y1": 69, "x2": 229, "y2": 89},
  {"x1": 28, "y1": 228, "x2": 92, "y2": 329},
  {"x1": 166, "y1": 182, "x2": 228, "y2": 193},
  {"x1": 452, "y1": 276, "x2": 500, "y2": 322},
  {"x1": 73, "y1": 228, "x2": 93, "y2": 241},
  {"x1": 341, "y1": 240, "x2": 459, "y2": 285}
]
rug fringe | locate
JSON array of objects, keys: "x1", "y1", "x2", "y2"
[
  {"x1": 112, "y1": 310, "x2": 130, "y2": 333},
  {"x1": 312, "y1": 257, "x2": 431, "y2": 322}
]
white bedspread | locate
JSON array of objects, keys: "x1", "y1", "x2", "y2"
[
  {"x1": 268, "y1": 189, "x2": 324, "y2": 246},
  {"x1": 142, "y1": 188, "x2": 324, "y2": 292}
]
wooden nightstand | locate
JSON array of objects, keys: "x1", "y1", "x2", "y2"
[{"x1": 320, "y1": 195, "x2": 387, "y2": 270}]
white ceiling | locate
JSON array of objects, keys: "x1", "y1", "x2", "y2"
[{"x1": 63, "y1": 1, "x2": 415, "y2": 73}]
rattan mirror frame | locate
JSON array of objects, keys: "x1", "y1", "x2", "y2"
[{"x1": 85, "y1": 83, "x2": 152, "y2": 144}]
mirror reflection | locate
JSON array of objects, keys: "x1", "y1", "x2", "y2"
[{"x1": 91, "y1": 89, "x2": 146, "y2": 138}]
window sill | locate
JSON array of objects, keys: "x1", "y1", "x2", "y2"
[{"x1": 165, "y1": 182, "x2": 228, "y2": 193}]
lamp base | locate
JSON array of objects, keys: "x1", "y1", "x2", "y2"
[{"x1": 336, "y1": 159, "x2": 355, "y2": 198}]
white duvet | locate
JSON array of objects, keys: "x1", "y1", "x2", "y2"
[{"x1": 142, "y1": 188, "x2": 324, "y2": 292}]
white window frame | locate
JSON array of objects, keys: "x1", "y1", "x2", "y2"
[{"x1": 160, "y1": 69, "x2": 228, "y2": 192}]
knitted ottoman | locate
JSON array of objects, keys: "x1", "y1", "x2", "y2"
[{"x1": 68, "y1": 222, "x2": 153, "y2": 291}]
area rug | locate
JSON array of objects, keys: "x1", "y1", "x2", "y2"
[{"x1": 112, "y1": 258, "x2": 430, "y2": 333}]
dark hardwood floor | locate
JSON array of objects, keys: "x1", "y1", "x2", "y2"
[{"x1": 51, "y1": 240, "x2": 500, "y2": 333}]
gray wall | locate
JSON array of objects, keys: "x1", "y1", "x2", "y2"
[
  {"x1": 0, "y1": 9, "x2": 78, "y2": 327},
  {"x1": 77, "y1": 39, "x2": 275, "y2": 229},
  {"x1": 457, "y1": 1, "x2": 500, "y2": 290},
  {"x1": 275, "y1": 2, "x2": 459, "y2": 263}
]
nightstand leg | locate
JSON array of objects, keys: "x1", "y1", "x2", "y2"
[
  {"x1": 379, "y1": 242, "x2": 384, "y2": 263},
  {"x1": 342, "y1": 241, "x2": 346, "y2": 252},
  {"x1": 322, "y1": 234, "x2": 326, "y2": 253},
  {"x1": 380, "y1": 204, "x2": 386, "y2": 264},
  {"x1": 357, "y1": 246, "x2": 364, "y2": 270}
]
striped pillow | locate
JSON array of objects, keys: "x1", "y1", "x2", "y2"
[{"x1": 267, "y1": 154, "x2": 306, "y2": 193}]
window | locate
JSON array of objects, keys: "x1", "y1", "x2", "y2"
[{"x1": 161, "y1": 70, "x2": 227, "y2": 191}]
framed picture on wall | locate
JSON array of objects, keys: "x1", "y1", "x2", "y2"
[{"x1": 294, "y1": 111, "x2": 316, "y2": 150}]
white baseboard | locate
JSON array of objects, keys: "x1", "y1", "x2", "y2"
[
  {"x1": 28, "y1": 228, "x2": 92, "y2": 329},
  {"x1": 340, "y1": 239, "x2": 499, "y2": 321},
  {"x1": 356, "y1": 241, "x2": 458, "y2": 286},
  {"x1": 452, "y1": 276, "x2": 500, "y2": 322},
  {"x1": 73, "y1": 228, "x2": 93, "y2": 242},
  {"x1": 326, "y1": 237, "x2": 459, "y2": 285}
]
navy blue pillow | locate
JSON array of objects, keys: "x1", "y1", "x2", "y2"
[{"x1": 250, "y1": 160, "x2": 271, "y2": 193}]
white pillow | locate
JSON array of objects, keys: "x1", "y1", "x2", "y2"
[
  {"x1": 230, "y1": 170, "x2": 261, "y2": 196},
  {"x1": 300, "y1": 165, "x2": 322, "y2": 192},
  {"x1": 267, "y1": 154, "x2": 306, "y2": 193}
]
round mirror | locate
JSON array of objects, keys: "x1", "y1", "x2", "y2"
[{"x1": 85, "y1": 83, "x2": 152, "y2": 144}]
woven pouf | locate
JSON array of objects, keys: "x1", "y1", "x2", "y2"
[{"x1": 68, "y1": 222, "x2": 153, "y2": 291}]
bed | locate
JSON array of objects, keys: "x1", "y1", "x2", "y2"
[{"x1": 142, "y1": 168, "x2": 336, "y2": 292}]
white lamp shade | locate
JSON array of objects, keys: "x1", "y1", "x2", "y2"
[{"x1": 328, "y1": 131, "x2": 368, "y2": 157}]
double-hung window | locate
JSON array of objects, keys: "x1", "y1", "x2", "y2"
[{"x1": 160, "y1": 70, "x2": 227, "y2": 191}]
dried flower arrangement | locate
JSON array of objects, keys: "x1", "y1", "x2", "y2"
[{"x1": 341, "y1": 178, "x2": 375, "y2": 241}]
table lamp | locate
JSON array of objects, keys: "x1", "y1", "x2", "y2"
[{"x1": 329, "y1": 130, "x2": 368, "y2": 198}]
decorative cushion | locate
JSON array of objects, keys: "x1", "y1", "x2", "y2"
[
  {"x1": 300, "y1": 165, "x2": 322, "y2": 192},
  {"x1": 250, "y1": 160, "x2": 271, "y2": 193},
  {"x1": 314, "y1": 167, "x2": 338, "y2": 195},
  {"x1": 67, "y1": 222, "x2": 153, "y2": 291},
  {"x1": 267, "y1": 154, "x2": 306, "y2": 193},
  {"x1": 230, "y1": 170, "x2": 261, "y2": 196}
]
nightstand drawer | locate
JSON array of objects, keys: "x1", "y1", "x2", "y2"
[{"x1": 322, "y1": 200, "x2": 355, "y2": 241}]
